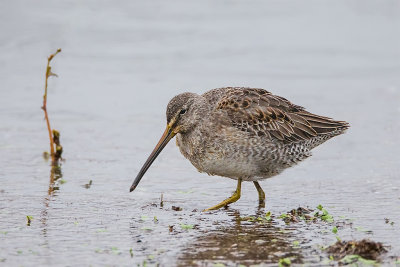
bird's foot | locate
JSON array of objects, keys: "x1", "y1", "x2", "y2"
[
  {"x1": 203, "y1": 178, "x2": 242, "y2": 212},
  {"x1": 202, "y1": 190, "x2": 241, "y2": 212}
]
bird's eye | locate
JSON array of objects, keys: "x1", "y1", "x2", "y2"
[{"x1": 179, "y1": 109, "x2": 187, "y2": 115}]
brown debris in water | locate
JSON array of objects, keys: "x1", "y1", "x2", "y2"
[
  {"x1": 160, "y1": 193, "x2": 164, "y2": 208},
  {"x1": 82, "y1": 180, "x2": 92, "y2": 189},
  {"x1": 326, "y1": 239, "x2": 387, "y2": 261},
  {"x1": 52, "y1": 129, "x2": 63, "y2": 162},
  {"x1": 280, "y1": 205, "x2": 335, "y2": 223},
  {"x1": 281, "y1": 207, "x2": 315, "y2": 223},
  {"x1": 172, "y1": 206, "x2": 182, "y2": 211}
]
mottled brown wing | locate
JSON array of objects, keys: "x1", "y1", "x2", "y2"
[{"x1": 216, "y1": 87, "x2": 348, "y2": 143}]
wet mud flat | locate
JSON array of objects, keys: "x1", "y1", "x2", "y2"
[
  {"x1": 0, "y1": 114, "x2": 400, "y2": 267},
  {"x1": 156, "y1": 204, "x2": 398, "y2": 266},
  {"x1": 3, "y1": 180, "x2": 399, "y2": 266}
]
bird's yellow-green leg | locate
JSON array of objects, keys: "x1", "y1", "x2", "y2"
[
  {"x1": 253, "y1": 181, "x2": 265, "y2": 207},
  {"x1": 203, "y1": 178, "x2": 242, "y2": 212}
]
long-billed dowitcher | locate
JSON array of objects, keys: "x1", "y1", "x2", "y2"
[{"x1": 130, "y1": 87, "x2": 349, "y2": 211}]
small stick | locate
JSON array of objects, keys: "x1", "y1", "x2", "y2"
[{"x1": 41, "y1": 48, "x2": 61, "y2": 164}]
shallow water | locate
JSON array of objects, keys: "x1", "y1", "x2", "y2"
[{"x1": 1, "y1": 0, "x2": 400, "y2": 266}]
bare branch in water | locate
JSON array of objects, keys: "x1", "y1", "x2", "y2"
[{"x1": 41, "y1": 48, "x2": 62, "y2": 164}]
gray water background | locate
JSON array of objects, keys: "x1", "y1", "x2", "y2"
[{"x1": 0, "y1": 0, "x2": 400, "y2": 266}]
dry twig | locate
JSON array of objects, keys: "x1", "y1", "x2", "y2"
[{"x1": 41, "y1": 48, "x2": 62, "y2": 164}]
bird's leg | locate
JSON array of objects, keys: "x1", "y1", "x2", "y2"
[
  {"x1": 203, "y1": 178, "x2": 242, "y2": 212},
  {"x1": 253, "y1": 181, "x2": 265, "y2": 208}
]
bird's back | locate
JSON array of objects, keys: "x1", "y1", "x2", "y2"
[{"x1": 203, "y1": 87, "x2": 349, "y2": 149}]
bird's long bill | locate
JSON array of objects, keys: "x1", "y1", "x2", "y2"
[{"x1": 130, "y1": 126, "x2": 176, "y2": 192}]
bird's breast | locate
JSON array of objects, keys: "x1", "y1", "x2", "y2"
[
  {"x1": 175, "y1": 131, "x2": 205, "y2": 167},
  {"x1": 175, "y1": 128, "x2": 263, "y2": 180}
]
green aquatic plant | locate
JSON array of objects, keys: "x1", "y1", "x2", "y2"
[
  {"x1": 340, "y1": 255, "x2": 377, "y2": 265},
  {"x1": 180, "y1": 223, "x2": 194, "y2": 230},
  {"x1": 279, "y1": 213, "x2": 288, "y2": 219},
  {"x1": 278, "y1": 257, "x2": 291, "y2": 267},
  {"x1": 240, "y1": 212, "x2": 272, "y2": 224},
  {"x1": 355, "y1": 226, "x2": 372, "y2": 233},
  {"x1": 129, "y1": 248, "x2": 133, "y2": 258},
  {"x1": 314, "y1": 205, "x2": 334, "y2": 223},
  {"x1": 26, "y1": 216, "x2": 33, "y2": 226},
  {"x1": 111, "y1": 247, "x2": 121, "y2": 255}
]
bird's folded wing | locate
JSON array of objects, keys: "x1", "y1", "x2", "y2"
[{"x1": 215, "y1": 87, "x2": 348, "y2": 143}]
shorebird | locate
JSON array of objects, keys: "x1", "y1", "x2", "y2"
[{"x1": 130, "y1": 87, "x2": 349, "y2": 211}]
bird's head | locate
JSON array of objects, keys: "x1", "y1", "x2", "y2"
[
  {"x1": 166, "y1": 92, "x2": 204, "y2": 134},
  {"x1": 130, "y1": 92, "x2": 205, "y2": 192}
]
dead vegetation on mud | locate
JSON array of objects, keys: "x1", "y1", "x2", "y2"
[{"x1": 326, "y1": 239, "x2": 387, "y2": 264}]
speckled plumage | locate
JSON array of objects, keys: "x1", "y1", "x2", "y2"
[
  {"x1": 130, "y1": 87, "x2": 349, "y2": 210},
  {"x1": 172, "y1": 87, "x2": 349, "y2": 181}
]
